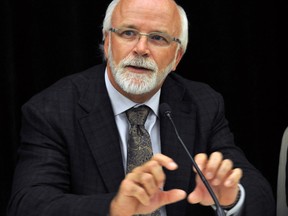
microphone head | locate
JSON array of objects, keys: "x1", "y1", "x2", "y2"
[{"x1": 159, "y1": 103, "x2": 172, "y2": 117}]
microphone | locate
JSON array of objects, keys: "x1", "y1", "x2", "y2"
[{"x1": 159, "y1": 103, "x2": 226, "y2": 216}]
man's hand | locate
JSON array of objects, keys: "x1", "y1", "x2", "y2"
[
  {"x1": 188, "y1": 152, "x2": 242, "y2": 207},
  {"x1": 109, "y1": 154, "x2": 186, "y2": 216}
]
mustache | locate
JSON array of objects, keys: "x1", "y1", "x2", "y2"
[{"x1": 120, "y1": 56, "x2": 158, "y2": 72}]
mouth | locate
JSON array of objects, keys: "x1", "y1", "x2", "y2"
[{"x1": 125, "y1": 65, "x2": 153, "y2": 73}]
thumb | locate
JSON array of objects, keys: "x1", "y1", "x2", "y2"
[
  {"x1": 187, "y1": 185, "x2": 203, "y2": 204},
  {"x1": 158, "y1": 189, "x2": 186, "y2": 206}
]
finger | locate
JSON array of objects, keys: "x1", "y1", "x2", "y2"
[
  {"x1": 211, "y1": 159, "x2": 233, "y2": 186},
  {"x1": 152, "y1": 153, "x2": 178, "y2": 170},
  {"x1": 205, "y1": 152, "x2": 223, "y2": 180},
  {"x1": 133, "y1": 160, "x2": 166, "y2": 188},
  {"x1": 224, "y1": 168, "x2": 243, "y2": 187},
  {"x1": 126, "y1": 172, "x2": 159, "y2": 197},
  {"x1": 194, "y1": 153, "x2": 208, "y2": 172},
  {"x1": 120, "y1": 178, "x2": 151, "y2": 206}
]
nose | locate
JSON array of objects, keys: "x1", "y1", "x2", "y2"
[{"x1": 132, "y1": 35, "x2": 151, "y2": 57}]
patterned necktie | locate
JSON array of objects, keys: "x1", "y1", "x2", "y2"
[
  {"x1": 126, "y1": 105, "x2": 153, "y2": 173},
  {"x1": 126, "y1": 105, "x2": 161, "y2": 216}
]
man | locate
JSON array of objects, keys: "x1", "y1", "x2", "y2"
[{"x1": 8, "y1": 0, "x2": 275, "y2": 215}]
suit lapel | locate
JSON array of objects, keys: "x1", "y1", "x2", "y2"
[
  {"x1": 78, "y1": 65, "x2": 125, "y2": 192},
  {"x1": 160, "y1": 102, "x2": 197, "y2": 188},
  {"x1": 160, "y1": 76, "x2": 197, "y2": 215}
]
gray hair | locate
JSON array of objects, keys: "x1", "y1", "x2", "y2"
[{"x1": 101, "y1": 0, "x2": 189, "y2": 53}]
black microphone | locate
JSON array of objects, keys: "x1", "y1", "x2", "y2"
[{"x1": 159, "y1": 103, "x2": 226, "y2": 216}]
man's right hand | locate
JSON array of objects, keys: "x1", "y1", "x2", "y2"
[{"x1": 109, "y1": 154, "x2": 186, "y2": 216}]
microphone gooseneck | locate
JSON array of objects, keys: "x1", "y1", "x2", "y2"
[{"x1": 159, "y1": 103, "x2": 226, "y2": 216}]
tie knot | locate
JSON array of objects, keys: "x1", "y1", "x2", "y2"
[{"x1": 126, "y1": 105, "x2": 150, "y2": 126}]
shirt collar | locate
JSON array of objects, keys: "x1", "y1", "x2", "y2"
[{"x1": 105, "y1": 68, "x2": 160, "y2": 117}]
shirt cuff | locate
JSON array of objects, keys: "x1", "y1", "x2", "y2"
[{"x1": 211, "y1": 184, "x2": 245, "y2": 216}]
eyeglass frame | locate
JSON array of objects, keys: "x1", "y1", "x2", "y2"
[{"x1": 108, "y1": 27, "x2": 182, "y2": 47}]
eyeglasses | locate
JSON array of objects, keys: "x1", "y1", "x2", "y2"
[{"x1": 109, "y1": 27, "x2": 181, "y2": 47}]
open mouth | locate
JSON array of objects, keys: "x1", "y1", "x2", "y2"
[{"x1": 126, "y1": 65, "x2": 153, "y2": 72}]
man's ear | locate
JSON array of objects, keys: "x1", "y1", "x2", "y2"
[
  {"x1": 172, "y1": 47, "x2": 184, "y2": 71},
  {"x1": 103, "y1": 32, "x2": 109, "y2": 59}
]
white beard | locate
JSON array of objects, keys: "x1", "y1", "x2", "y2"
[{"x1": 107, "y1": 42, "x2": 177, "y2": 95}]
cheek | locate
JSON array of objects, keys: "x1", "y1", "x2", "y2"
[
  {"x1": 110, "y1": 40, "x2": 132, "y2": 64},
  {"x1": 154, "y1": 52, "x2": 176, "y2": 71},
  {"x1": 111, "y1": 48, "x2": 123, "y2": 64}
]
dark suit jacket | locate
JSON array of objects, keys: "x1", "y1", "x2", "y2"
[{"x1": 8, "y1": 64, "x2": 275, "y2": 216}]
